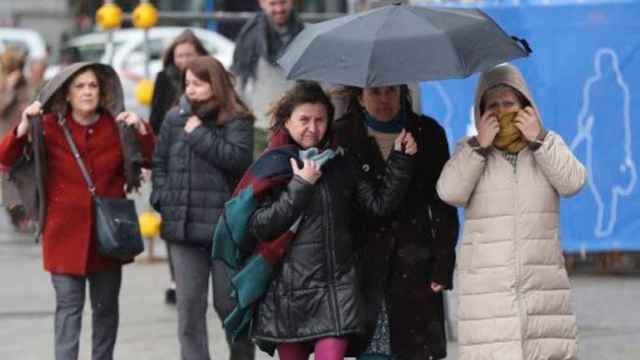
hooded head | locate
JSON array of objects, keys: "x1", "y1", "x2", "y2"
[
  {"x1": 38, "y1": 62, "x2": 124, "y2": 118},
  {"x1": 474, "y1": 63, "x2": 542, "y2": 153},
  {"x1": 35, "y1": 62, "x2": 143, "y2": 194}
]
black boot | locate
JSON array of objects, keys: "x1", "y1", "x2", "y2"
[{"x1": 164, "y1": 288, "x2": 176, "y2": 305}]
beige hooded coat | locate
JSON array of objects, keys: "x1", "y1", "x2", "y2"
[{"x1": 437, "y1": 64, "x2": 586, "y2": 360}]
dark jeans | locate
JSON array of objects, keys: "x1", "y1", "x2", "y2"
[
  {"x1": 171, "y1": 243, "x2": 255, "y2": 360},
  {"x1": 50, "y1": 268, "x2": 122, "y2": 360}
]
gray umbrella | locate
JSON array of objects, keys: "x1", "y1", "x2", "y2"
[{"x1": 277, "y1": 3, "x2": 531, "y2": 87}]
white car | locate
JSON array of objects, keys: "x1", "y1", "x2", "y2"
[{"x1": 46, "y1": 27, "x2": 235, "y2": 116}]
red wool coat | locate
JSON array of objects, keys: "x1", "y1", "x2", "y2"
[{"x1": 0, "y1": 112, "x2": 155, "y2": 275}]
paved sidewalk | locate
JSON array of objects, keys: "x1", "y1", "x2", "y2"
[{"x1": 2, "y1": 227, "x2": 640, "y2": 359}]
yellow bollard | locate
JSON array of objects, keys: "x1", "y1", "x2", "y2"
[
  {"x1": 139, "y1": 211, "x2": 161, "y2": 262},
  {"x1": 95, "y1": 2, "x2": 123, "y2": 30},
  {"x1": 132, "y1": 1, "x2": 159, "y2": 29},
  {"x1": 135, "y1": 79, "x2": 155, "y2": 107}
]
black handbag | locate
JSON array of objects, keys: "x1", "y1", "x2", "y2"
[{"x1": 59, "y1": 117, "x2": 144, "y2": 260}]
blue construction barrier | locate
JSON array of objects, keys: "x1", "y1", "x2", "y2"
[{"x1": 419, "y1": 0, "x2": 640, "y2": 252}]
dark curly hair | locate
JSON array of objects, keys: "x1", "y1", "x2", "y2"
[{"x1": 268, "y1": 81, "x2": 335, "y2": 135}]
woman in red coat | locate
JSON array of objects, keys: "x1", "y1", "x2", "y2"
[{"x1": 0, "y1": 62, "x2": 154, "y2": 360}]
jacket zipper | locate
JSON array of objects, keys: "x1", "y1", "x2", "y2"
[
  {"x1": 513, "y1": 155, "x2": 527, "y2": 356},
  {"x1": 321, "y1": 181, "x2": 341, "y2": 333},
  {"x1": 185, "y1": 138, "x2": 192, "y2": 240}
]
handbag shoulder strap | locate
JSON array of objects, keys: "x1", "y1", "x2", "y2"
[{"x1": 57, "y1": 114, "x2": 96, "y2": 196}]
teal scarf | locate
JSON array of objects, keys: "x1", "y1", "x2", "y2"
[
  {"x1": 363, "y1": 110, "x2": 406, "y2": 134},
  {"x1": 299, "y1": 146, "x2": 338, "y2": 166}
]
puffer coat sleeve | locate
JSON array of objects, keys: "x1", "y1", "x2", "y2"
[
  {"x1": 249, "y1": 175, "x2": 315, "y2": 241},
  {"x1": 151, "y1": 110, "x2": 254, "y2": 245},
  {"x1": 532, "y1": 131, "x2": 586, "y2": 197},
  {"x1": 436, "y1": 138, "x2": 487, "y2": 208},
  {"x1": 183, "y1": 118, "x2": 254, "y2": 177},
  {"x1": 250, "y1": 151, "x2": 413, "y2": 241},
  {"x1": 149, "y1": 112, "x2": 172, "y2": 212}
]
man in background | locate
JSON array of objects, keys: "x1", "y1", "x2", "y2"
[{"x1": 231, "y1": 0, "x2": 304, "y2": 128}]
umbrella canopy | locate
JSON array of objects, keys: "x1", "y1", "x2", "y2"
[{"x1": 277, "y1": 3, "x2": 531, "y2": 87}]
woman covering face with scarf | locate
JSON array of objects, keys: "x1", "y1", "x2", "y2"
[
  {"x1": 475, "y1": 81, "x2": 542, "y2": 156},
  {"x1": 436, "y1": 63, "x2": 586, "y2": 360}
]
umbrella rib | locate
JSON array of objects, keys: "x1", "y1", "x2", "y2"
[
  {"x1": 406, "y1": 7, "x2": 468, "y2": 76},
  {"x1": 447, "y1": 28, "x2": 468, "y2": 75},
  {"x1": 366, "y1": 9, "x2": 395, "y2": 87}
]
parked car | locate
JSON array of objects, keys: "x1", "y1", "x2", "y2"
[{"x1": 45, "y1": 27, "x2": 235, "y2": 116}]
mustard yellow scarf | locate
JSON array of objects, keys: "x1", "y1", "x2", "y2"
[{"x1": 492, "y1": 111, "x2": 529, "y2": 154}]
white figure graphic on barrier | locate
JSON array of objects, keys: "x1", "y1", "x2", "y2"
[
  {"x1": 570, "y1": 48, "x2": 636, "y2": 238},
  {"x1": 466, "y1": 106, "x2": 477, "y2": 137}
]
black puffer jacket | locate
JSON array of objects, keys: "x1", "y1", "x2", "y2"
[
  {"x1": 249, "y1": 148, "x2": 413, "y2": 352},
  {"x1": 151, "y1": 96, "x2": 254, "y2": 246}
]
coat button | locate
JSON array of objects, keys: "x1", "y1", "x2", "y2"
[
  {"x1": 88, "y1": 128, "x2": 94, "y2": 134},
  {"x1": 362, "y1": 164, "x2": 370, "y2": 172},
  {"x1": 402, "y1": 273, "x2": 408, "y2": 279}
]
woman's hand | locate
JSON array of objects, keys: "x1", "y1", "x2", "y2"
[
  {"x1": 184, "y1": 115, "x2": 202, "y2": 134},
  {"x1": 290, "y1": 158, "x2": 322, "y2": 185},
  {"x1": 513, "y1": 107, "x2": 541, "y2": 142},
  {"x1": 393, "y1": 129, "x2": 418, "y2": 155},
  {"x1": 17, "y1": 101, "x2": 42, "y2": 138},
  {"x1": 430, "y1": 281, "x2": 443, "y2": 293},
  {"x1": 476, "y1": 110, "x2": 500, "y2": 148},
  {"x1": 116, "y1": 111, "x2": 147, "y2": 135}
]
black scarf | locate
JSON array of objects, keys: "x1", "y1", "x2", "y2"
[{"x1": 179, "y1": 95, "x2": 220, "y2": 124}]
